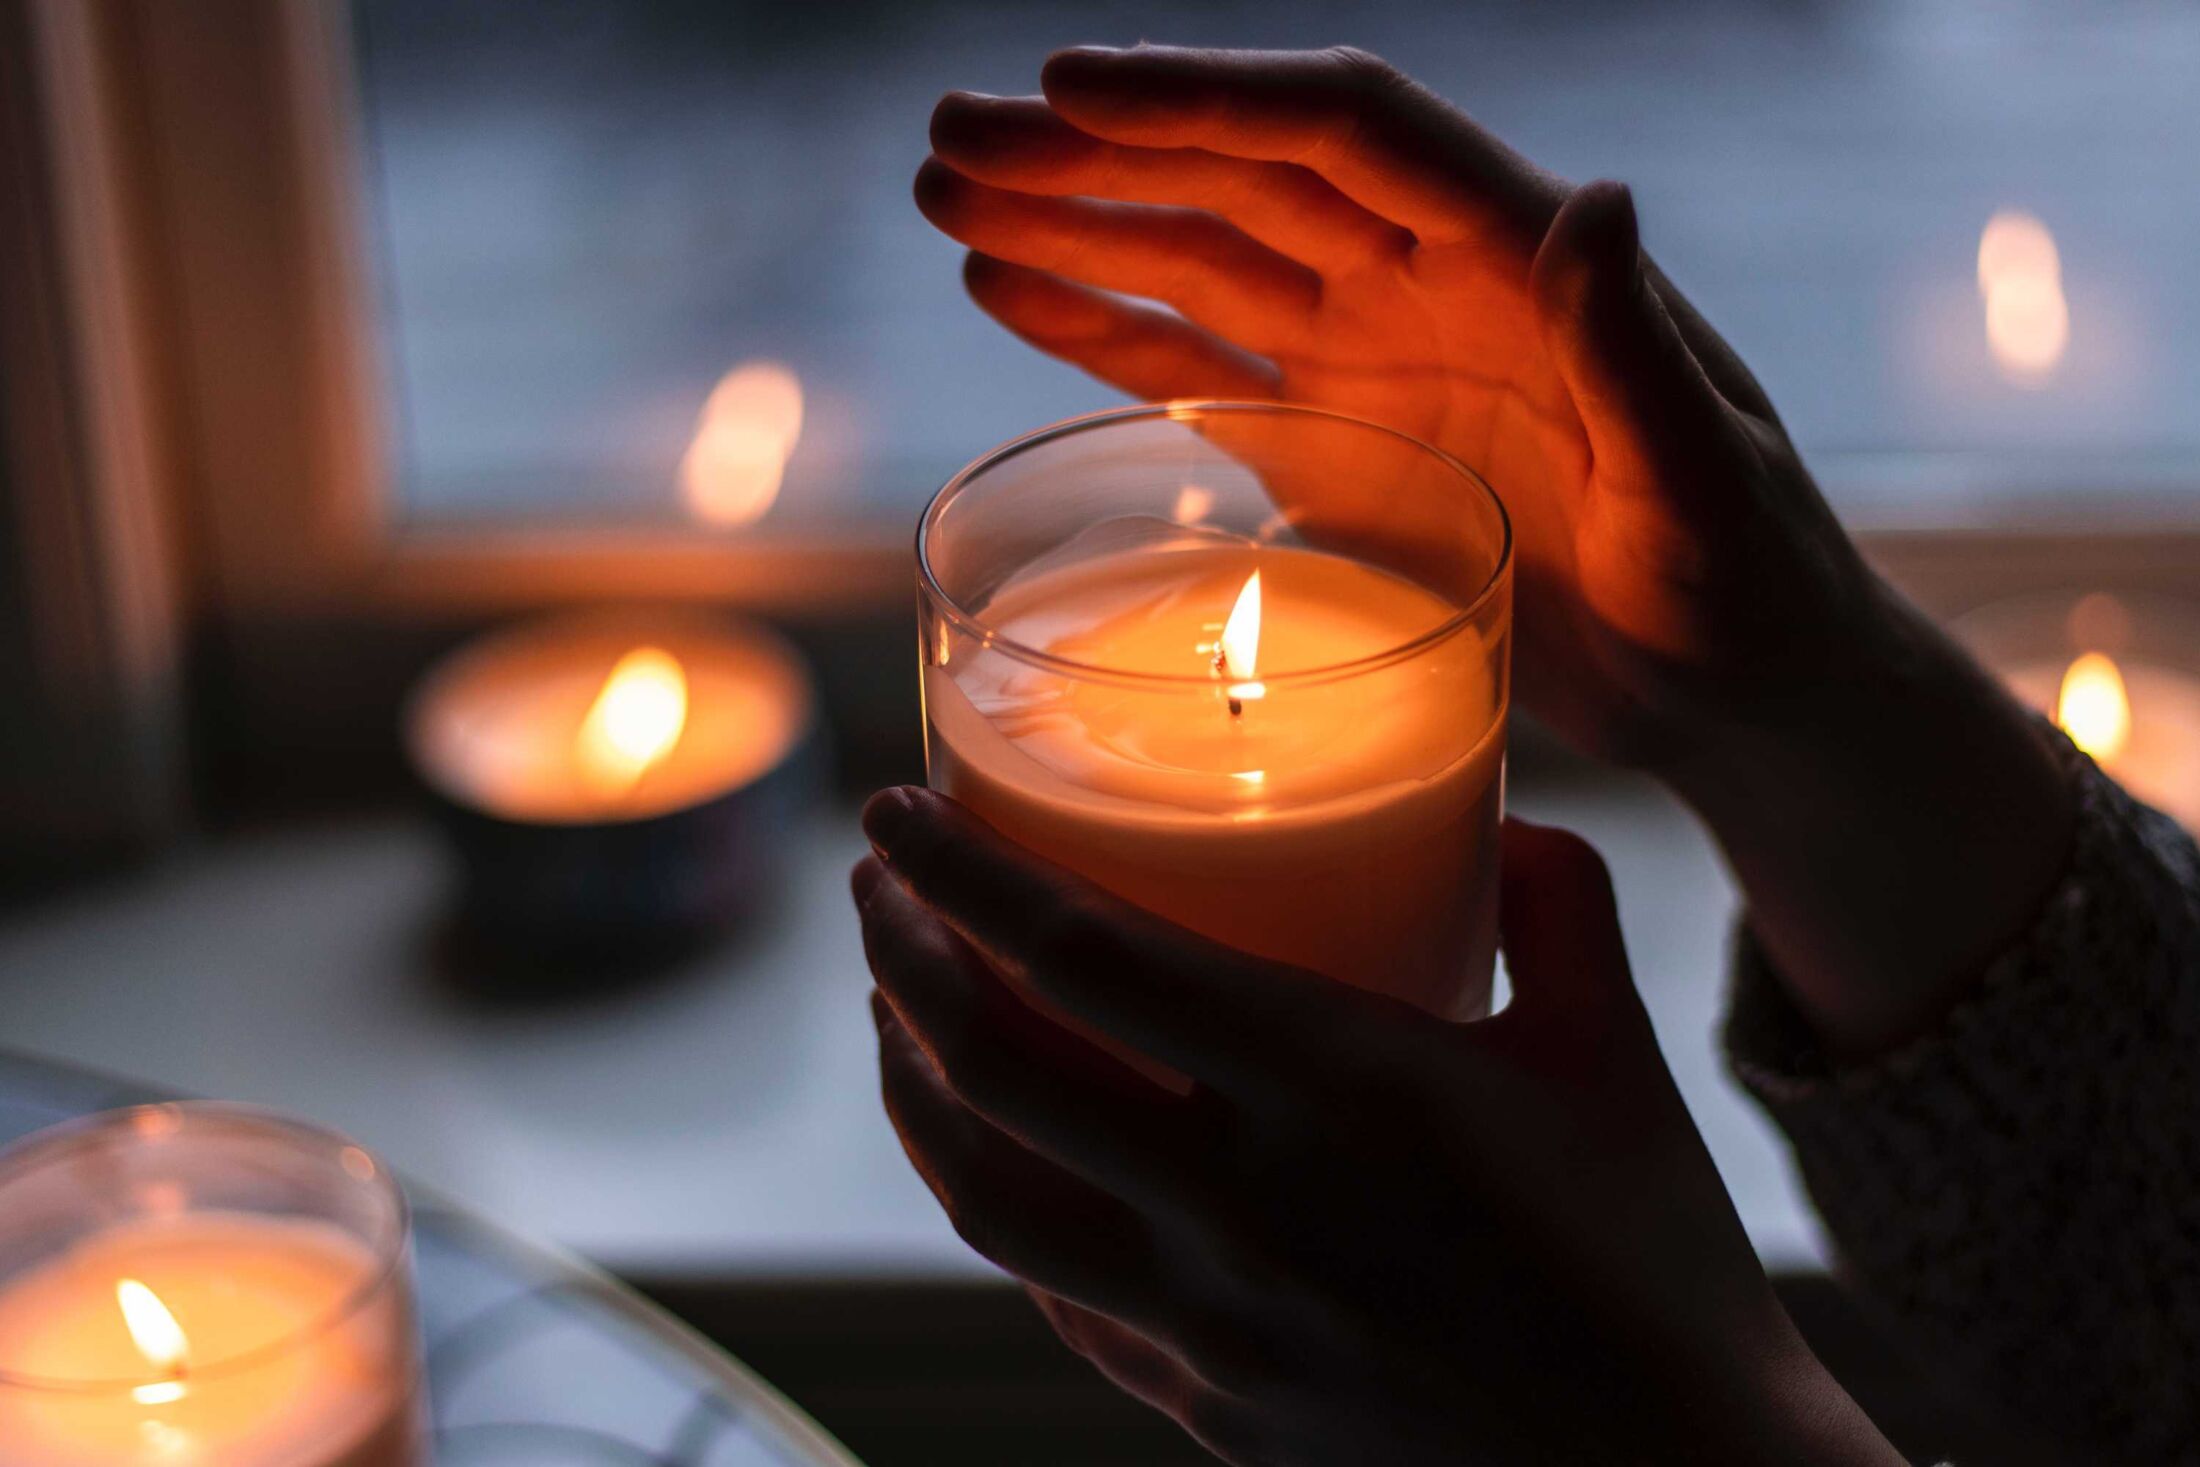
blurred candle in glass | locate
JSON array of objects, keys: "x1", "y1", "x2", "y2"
[
  {"x1": 0, "y1": 1105, "x2": 425, "y2": 1466},
  {"x1": 406, "y1": 612, "x2": 819, "y2": 946},
  {"x1": 919, "y1": 403, "x2": 1512, "y2": 1021},
  {"x1": 1959, "y1": 591, "x2": 2200, "y2": 832}
]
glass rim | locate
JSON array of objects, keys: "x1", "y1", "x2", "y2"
[
  {"x1": 0, "y1": 1102, "x2": 412, "y2": 1395},
  {"x1": 917, "y1": 401, "x2": 1513, "y2": 688}
]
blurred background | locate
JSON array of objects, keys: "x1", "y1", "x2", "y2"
[
  {"x1": 3, "y1": 2, "x2": 2195, "y2": 1462},
  {"x1": 354, "y1": 0, "x2": 2200, "y2": 529}
]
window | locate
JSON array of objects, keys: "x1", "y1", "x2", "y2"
[
  {"x1": 344, "y1": 1, "x2": 2200, "y2": 543},
  {"x1": 18, "y1": 0, "x2": 2200, "y2": 764}
]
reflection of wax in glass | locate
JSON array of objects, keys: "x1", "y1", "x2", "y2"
[
  {"x1": 927, "y1": 542, "x2": 1506, "y2": 1018},
  {"x1": 0, "y1": 1213, "x2": 423, "y2": 1466}
]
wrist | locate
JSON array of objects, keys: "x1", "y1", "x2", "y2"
[
  {"x1": 1652, "y1": 578, "x2": 2077, "y2": 1057},
  {"x1": 1647, "y1": 569, "x2": 1918, "y2": 807}
]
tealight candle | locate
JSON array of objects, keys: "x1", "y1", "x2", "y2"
[
  {"x1": 0, "y1": 1105, "x2": 425, "y2": 1466},
  {"x1": 920, "y1": 403, "x2": 1512, "y2": 1024},
  {"x1": 406, "y1": 612, "x2": 820, "y2": 948},
  {"x1": 1957, "y1": 590, "x2": 2200, "y2": 831}
]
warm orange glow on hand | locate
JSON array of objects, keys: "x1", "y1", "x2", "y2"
[
  {"x1": 2057, "y1": 651, "x2": 2131, "y2": 762},
  {"x1": 681, "y1": 360, "x2": 804, "y2": 527},
  {"x1": 1978, "y1": 210, "x2": 2068, "y2": 384},
  {"x1": 575, "y1": 647, "x2": 690, "y2": 799},
  {"x1": 1218, "y1": 570, "x2": 1264, "y2": 702},
  {"x1": 117, "y1": 1278, "x2": 189, "y2": 1403},
  {"x1": 919, "y1": 52, "x2": 1930, "y2": 769}
]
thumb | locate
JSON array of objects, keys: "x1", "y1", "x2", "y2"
[
  {"x1": 1497, "y1": 818, "x2": 1639, "y2": 1016},
  {"x1": 1530, "y1": 180, "x2": 1738, "y2": 504}
]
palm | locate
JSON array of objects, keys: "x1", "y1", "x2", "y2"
[{"x1": 1257, "y1": 248, "x2": 1622, "y2": 735}]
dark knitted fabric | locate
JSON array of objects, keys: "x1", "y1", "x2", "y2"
[{"x1": 1727, "y1": 730, "x2": 2200, "y2": 1463}]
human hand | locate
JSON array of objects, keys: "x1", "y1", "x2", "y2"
[
  {"x1": 854, "y1": 788, "x2": 1900, "y2": 1465},
  {"x1": 916, "y1": 45, "x2": 1879, "y2": 772},
  {"x1": 917, "y1": 47, "x2": 2076, "y2": 1056}
]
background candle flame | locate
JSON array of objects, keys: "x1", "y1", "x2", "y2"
[
  {"x1": 2057, "y1": 650, "x2": 2131, "y2": 762},
  {"x1": 1977, "y1": 209, "x2": 2068, "y2": 384},
  {"x1": 680, "y1": 360, "x2": 804, "y2": 527},
  {"x1": 117, "y1": 1278, "x2": 189, "y2": 1402},
  {"x1": 575, "y1": 647, "x2": 689, "y2": 798}
]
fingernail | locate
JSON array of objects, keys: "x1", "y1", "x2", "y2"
[
  {"x1": 861, "y1": 787, "x2": 918, "y2": 855},
  {"x1": 850, "y1": 857, "x2": 884, "y2": 906}
]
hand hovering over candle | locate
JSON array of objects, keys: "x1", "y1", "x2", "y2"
[
  {"x1": 854, "y1": 790, "x2": 1902, "y2": 1467},
  {"x1": 917, "y1": 46, "x2": 2073, "y2": 1057}
]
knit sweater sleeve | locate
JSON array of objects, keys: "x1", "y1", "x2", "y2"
[{"x1": 1724, "y1": 730, "x2": 2200, "y2": 1462}]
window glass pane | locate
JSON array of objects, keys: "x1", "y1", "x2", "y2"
[{"x1": 351, "y1": 1, "x2": 2200, "y2": 532}]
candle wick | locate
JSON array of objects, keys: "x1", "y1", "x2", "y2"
[{"x1": 1212, "y1": 645, "x2": 1243, "y2": 717}]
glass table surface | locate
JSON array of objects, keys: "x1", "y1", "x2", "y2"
[{"x1": 0, "y1": 1048, "x2": 864, "y2": 1466}]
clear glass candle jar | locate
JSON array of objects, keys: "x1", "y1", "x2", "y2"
[
  {"x1": 919, "y1": 401, "x2": 1513, "y2": 1019},
  {"x1": 0, "y1": 1104, "x2": 429, "y2": 1467}
]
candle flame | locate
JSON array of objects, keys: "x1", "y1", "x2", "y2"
[
  {"x1": 1220, "y1": 571, "x2": 1262, "y2": 686},
  {"x1": 681, "y1": 360, "x2": 803, "y2": 527},
  {"x1": 575, "y1": 647, "x2": 689, "y2": 799},
  {"x1": 2057, "y1": 651, "x2": 2131, "y2": 762},
  {"x1": 1978, "y1": 210, "x2": 2067, "y2": 384},
  {"x1": 117, "y1": 1279, "x2": 188, "y2": 1403}
]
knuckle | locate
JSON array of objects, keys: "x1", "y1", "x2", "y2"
[
  {"x1": 933, "y1": 1170, "x2": 1019, "y2": 1269},
  {"x1": 1323, "y1": 45, "x2": 1402, "y2": 93},
  {"x1": 942, "y1": 1197, "x2": 1007, "y2": 1264},
  {"x1": 923, "y1": 1001, "x2": 986, "y2": 1082}
]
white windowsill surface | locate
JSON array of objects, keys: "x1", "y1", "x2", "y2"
[{"x1": 0, "y1": 779, "x2": 1828, "y2": 1279}]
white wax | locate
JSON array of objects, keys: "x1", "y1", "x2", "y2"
[
  {"x1": 927, "y1": 541, "x2": 1506, "y2": 1018},
  {"x1": 0, "y1": 1213, "x2": 423, "y2": 1467}
]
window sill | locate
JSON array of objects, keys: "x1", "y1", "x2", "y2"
[{"x1": 0, "y1": 772, "x2": 1826, "y2": 1278}]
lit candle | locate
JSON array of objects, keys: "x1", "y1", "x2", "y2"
[
  {"x1": 410, "y1": 617, "x2": 811, "y2": 826},
  {"x1": 406, "y1": 613, "x2": 819, "y2": 948},
  {"x1": 0, "y1": 1107, "x2": 424, "y2": 1466},
  {"x1": 927, "y1": 542, "x2": 1505, "y2": 1017},
  {"x1": 1959, "y1": 591, "x2": 2200, "y2": 833},
  {"x1": 920, "y1": 403, "x2": 1512, "y2": 1024},
  {"x1": 2009, "y1": 646, "x2": 2200, "y2": 831}
]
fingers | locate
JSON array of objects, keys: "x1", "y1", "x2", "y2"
[
  {"x1": 855, "y1": 854, "x2": 1208, "y2": 1208},
  {"x1": 1528, "y1": 181, "x2": 1745, "y2": 509},
  {"x1": 1496, "y1": 818, "x2": 1636, "y2": 1013},
  {"x1": 931, "y1": 92, "x2": 1412, "y2": 277},
  {"x1": 874, "y1": 994, "x2": 1175, "y2": 1323},
  {"x1": 863, "y1": 787, "x2": 1405, "y2": 1100},
  {"x1": 914, "y1": 157, "x2": 1319, "y2": 354},
  {"x1": 963, "y1": 254, "x2": 1281, "y2": 402},
  {"x1": 1040, "y1": 45, "x2": 1564, "y2": 250}
]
